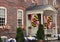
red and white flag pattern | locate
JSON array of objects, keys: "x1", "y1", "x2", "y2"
[
  {"x1": 44, "y1": 16, "x2": 53, "y2": 29},
  {"x1": 30, "y1": 14, "x2": 39, "y2": 27}
]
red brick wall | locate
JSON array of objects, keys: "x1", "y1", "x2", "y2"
[
  {"x1": 0, "y1": 1, "x2": 17, "y2": 38},
  {"x1": 0, "y1": 0, "x2": 29, "y2": 38},
  {"x1": 0, "y1": 0, "x2": 59, "y2": 37}
]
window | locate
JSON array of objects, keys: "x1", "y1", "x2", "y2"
[
  {"x1": 0, "y1": 7, "x2": 7, "y2": 28},
  {"x1": 43, "y1": 0, "x2": 56, "y2": 6},
  {"x1": 48, "y1": 0, "x2": 53, "y2": 5},
  {"x1": 43, "y1": 0, "x2": 48, "y2": 5},
  {"x1": 17, "y1": 9, "x2": 23, "y2": 27},
  {"x1": 53, "y1": 0, "x2": 56, "y2": 6}
]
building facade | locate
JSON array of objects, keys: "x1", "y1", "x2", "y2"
[
  {"x1": 0, "y1": 0, "x2": 59, "y2": 39},
  {"x1": 57, "y1": 0, "x2": 60, "y2": 34},
  {"x1": 0, "y1": 0, "x2": 35, "y2": 38},
  {"x1": 25, "y1": 0, "x2": 58, "y2": 40},
  {"x1": 0, "y1": 0, "x2": 26, "y2": 38}
]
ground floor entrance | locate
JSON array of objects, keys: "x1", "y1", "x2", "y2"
[{"x1": 26, "y1": 5, "x2": 58, "y2": 40}]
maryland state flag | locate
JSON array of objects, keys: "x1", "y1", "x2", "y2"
[
  {"x1": 44, "y1": 15, "x2": 53, "y2": 29},
  {"x1": 34, "y1": 14, "x2": 38, "y2": 21},
  {"x1": 31, "y1": 14, "x2": 39, "y2": 27},
  {"x1": 47, "y1": 16, "x2": 53, "y2": 29}
]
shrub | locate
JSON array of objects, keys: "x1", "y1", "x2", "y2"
[
  {"x1": 36, "y1": 24, "x2": 45, "y2": 40},
  {"x1": 0, "y1": 36, "x2": 2, "y2": 42},
  {"x1": 16, "y1": 27, "x2": 25, "y2": 42}
]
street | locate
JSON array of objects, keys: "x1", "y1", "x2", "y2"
[{"x1": 45, "y1": 40, "x2": 60, "y2": 42}]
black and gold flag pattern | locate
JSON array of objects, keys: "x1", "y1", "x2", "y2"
[
  {"x1": 48, "y1": 16, "x2": 52, "y2": 22},
  {"x1": 31, "y1": 22, "x2": 36, "y2": 27},
  {"x1": 31, "y1": 14, "x2": 38, "y2": 27},
  {"x1": 46, "y1": 15, "x2": 53, "y2": 28},
  {"x1": 34, "y1": 14, "x2": 38, "y2": 21}
]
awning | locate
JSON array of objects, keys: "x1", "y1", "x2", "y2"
[{"x1": 26, "y1": 5, "x2": 57, "y2": 13}]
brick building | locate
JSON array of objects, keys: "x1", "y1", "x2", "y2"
[
  {"x1": 57, "y1": 0, "x2": 60, "y2": 34},
  {"x1": 0, "y1": 0, "x2": 59, "y2": 40},
  {"x1": 0, "y1": 0, "x2": 36, "y2": 38},
  {"x1": 24, "y1": 0, "x2": 58, "y2": 40},
  {"x1": 0, "y1": 0, "x2": 26, "y2": 38}
]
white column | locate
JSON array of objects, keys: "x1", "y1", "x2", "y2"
[
  {"x1": 55, "y1": 14, "x2": 58, "y2": 37},
  {"x1": 22, "y1": 11, "x2": 24, "y2": 25},
  {"x1": 26, "y1": 14, "x2": 28, "y2": 36},
  {"x1": 41, "y1": 12, "x2": 43, "y2": 24}
]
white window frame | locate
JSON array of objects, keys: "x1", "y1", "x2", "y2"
[
  {"x1": 0, "y1": 7, "x2": 7, "y2": 28},
  {"x1": 43, "y1": 0, "x2": 56, "y2": 6},
  {"x1": 17, "y1": 9, "x2": 23, "y2": 27},
  {"x1": 53, "y1": 0, "x2": 56, "y2": 6}
]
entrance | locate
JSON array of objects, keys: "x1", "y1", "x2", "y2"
[
  {"x1": 26, "y1": 5, "x2": 58, "y2": 40},
  {"x1": 43, "y1": 10, "x2": 58, "y2": 40},
  {"x1": 26, "y1": 14, "x2": 41, "y2": 36}
]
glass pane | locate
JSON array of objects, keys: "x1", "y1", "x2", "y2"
[
  {"x1": 48, "y1": 0, "x2": 53, "y2": 5},
  {"x1": 53, "y1": 0, "x2": 56, "y2": 6},
  {"x1": 18, "y1": 11, "x2": 22, "y2": 19},
  {"x1": 2, "y1": 21, "x2": 5, "y2": 23},
  {"x1": 0, "y1": 18, "x2": 5, "y2": 26},
  {"x1": 0, "y1": 9, "x2": 5, "y2": 18},
  {"x1": 18, "y1": 19, "x2": 22, "y2": 27},
  {"x1": 43, "y1": 0, "x2": 48, "y2": 5},
  {"x1": 17, "y1": 10, "x2": 23, "y2": 27},
  {"x1": 1, "y1": 18, "x2": 5, "y2": 20},
  {"x1": 0, "y1": 8, "x2": 5, "y2": 26}
]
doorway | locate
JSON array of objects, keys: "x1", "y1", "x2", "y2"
[{"x1": 27, "y1": 14, "x2": 41, "y2": 36}]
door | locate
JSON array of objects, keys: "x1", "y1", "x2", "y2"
[{"x1": 27, "y1": 14, "x2": 41, "y2": 36}]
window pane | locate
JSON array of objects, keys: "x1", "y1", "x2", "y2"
[
  {"x1": 18, "y1": 19, "x2": 22, "y2": 27},
  {"x1": 0, "y1": 9, "x2": 5, "y2": 18},
  {"x1": 53, "y1": 0, "x2": 56, "y2": 6},
  {"x1": 48, "y1": 0, "x2": 53, "y2": 5},
  {"x1": 0, "y1": 8, "x2": 5, "y2": 26},
  {"x1": 18, "y1": 11, "x2": 22, "y2": 19},
  {"x1": 17, "y1": 10, "x2": 23, "y2": 27},
  {"x1": 43, "y1": 0, "x2": 48, "y2": 5},
  {"x1": 2, "y1": 18, "x2": 5, "y2": 20}
]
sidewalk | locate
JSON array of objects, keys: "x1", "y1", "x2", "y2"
[
  {"x1": 45, "y1": 40, "x2": 60, "y2": 42},
  {"x1": 25, "y1": 40, "x2": 60, "y2": 42}
]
